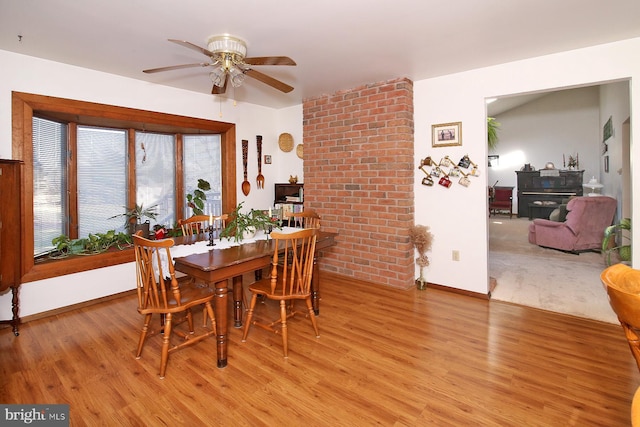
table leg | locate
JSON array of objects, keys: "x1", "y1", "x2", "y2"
[
  {"x1": 214, "y1": 280, "x2": 228, "y2": 368},
  {"x1": 232, "y1": 276, "x2": 244, "y2": 328},
  {"x1": 311, "y1": 256, "x2": 320, "y2": 315}
]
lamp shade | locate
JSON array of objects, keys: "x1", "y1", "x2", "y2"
[{"x1": 583, "y1": 177, "x2": 604, "y2": 196}]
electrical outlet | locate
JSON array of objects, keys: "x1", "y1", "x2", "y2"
[{"x1": 452, "y1": 250, "x2": 460, "y2": 261}]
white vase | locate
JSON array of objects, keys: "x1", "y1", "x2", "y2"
[{"x1": 242, "y1": 228, "x2": 256, "y2": 240}]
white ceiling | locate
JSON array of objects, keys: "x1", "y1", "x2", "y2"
[{"x1": 2, "y1": 0, "x2": 640, "y2": 109}]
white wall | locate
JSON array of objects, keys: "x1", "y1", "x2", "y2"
[
  {"x1": 414, "y1": 37, "x2": 640, "y2": 294},
  {"x1": 274, "y1": 104, "x2": 304, "y2": 186},
  {"x1": 487, "y1": 86, "x2": 601, "y2": 214},
  {"x1": 599, "y1": 80, "x2": 632, "y2": 220}
]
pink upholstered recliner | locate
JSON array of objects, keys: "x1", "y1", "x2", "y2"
[{"x1": 528, "y1": 196, "x2": 617, "y2": 253}]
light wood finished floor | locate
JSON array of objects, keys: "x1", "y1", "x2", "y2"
[{"x1": 1, "y1": 272, "x2": 639, "y2": 426}]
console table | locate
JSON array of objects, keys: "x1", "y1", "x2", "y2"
[{"x1": 516, "y1": 170, "x2": 584, "y2": 219}]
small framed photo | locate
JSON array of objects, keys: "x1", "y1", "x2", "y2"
[
  {"x1": 604, "y1": 155, "x2": 609, "y2": 173},
  {"x1": 432, "y1": 122, "x2": 462, "y2": 148},
  {"x1": 264, "y1": 155, "x2": 272, "y2": 165}
]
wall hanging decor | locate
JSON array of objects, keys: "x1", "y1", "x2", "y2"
[
  {"x1": 418, "y1": 154, "x2": 480, "y2": 188},
  {"x1": 278, "y1": 132, "x2": 294, "y2": 152},
  {"x1": 603, "y1": 116, "x2": 613, "y2": 142},
  {"x1": 432, "y1": 122, "x2": 462, "y2": 148}
]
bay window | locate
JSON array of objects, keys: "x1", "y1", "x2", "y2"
[{"x1": 13, "y1": 92, "x2": 237, "y2": 282}]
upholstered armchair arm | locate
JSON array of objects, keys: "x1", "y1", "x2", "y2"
[
  {"x1": 528, "y1": 218, "x2": 578, "y2": 251},
  {"x1": 531, "y1": 218, "x2": 576, "y2": 233}
]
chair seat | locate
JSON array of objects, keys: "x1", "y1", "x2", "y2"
[
  {"x1": 601, "y1": 263, "x2": 640, "y2": 373},
  {"x1": 138, "y1": 284, "x2": 215, "y2": 315},
  {"x1": 248, "y1": 276, "x2": 310, "y2": 301}
]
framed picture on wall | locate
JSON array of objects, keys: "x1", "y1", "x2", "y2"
[
  {"x1": 604, "y1": 155, "x2": 609, "y2": 173},
  {"x1": 603, "y1": 116, "x2": 613, "y2": 142},
  {"x1": 432, "y1": 122, "x2": 462, "y2": 147}
]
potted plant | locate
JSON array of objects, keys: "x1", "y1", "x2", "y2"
[
  {"x1": 110, "y1": 203, "x2": 158, "y2": 238},
  {"x1": 186, "y1": 179, "x2": 211, "y2": 215},
  {"x1": 409, "y1": 224, "x2": 434, "y2": 290},
  {"x1": 487, "y1": 117, "x2": 500, "y2": 151},
  {"x1": 220, "y1": 202, "x2": 279, "y2": 242},
  {"x1": 603, "y1": 217, "x2": 631, "y2": 266}
]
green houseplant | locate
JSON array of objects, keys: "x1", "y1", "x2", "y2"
[
  {"x1": 220, "y1": 202, "x2": 279, "y2": 242},
  {"x1": 50, "y1": 230, "x2": 131, "y2": 258},
  {"x1": 110, "y1": 203, "x2": 158, "y2": 237},
  {"x1": 602, "y1": 217, "x2": 631, "y2": 266},
  {"x1": 487, "y1": 117, "x2": 501, "y2": 151},
  {"x1": 186, "y1": 179, "x2": 211, "y2": 215}
]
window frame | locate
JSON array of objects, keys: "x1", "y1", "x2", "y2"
[{"x1": 12, "y1": 91, "x2": 237, "y2": 283}]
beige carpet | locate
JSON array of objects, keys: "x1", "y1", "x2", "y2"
[{"x1": 489, "y1": 216, "x2": 618, "y2": 324}]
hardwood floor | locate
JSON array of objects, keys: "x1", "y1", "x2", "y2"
[{"x1": 1, "y1": 272, "x2": 639, "y2": 426}]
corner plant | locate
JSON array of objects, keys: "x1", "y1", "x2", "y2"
[
  {"x1": 602, "y1": 217, "x2": 631, "y2": 266},
  {"x1": 487, "y1": 117, "x2": 500, "y2": 151},
  {"x1": 409, "y1": 224, "x2": 434, "y2": 290},
  {"x1": 220, "y1": 202, "x2": 280, "y2": 243},
  {"x1": 186, "y1": 178, "x2": 211, "y2": 215}
]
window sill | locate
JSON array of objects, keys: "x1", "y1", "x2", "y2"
[{"x1": 23, "y1": 249, "x2": 135, "y2": 283}]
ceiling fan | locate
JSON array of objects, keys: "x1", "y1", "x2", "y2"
[{"x1": 143, "y1": 34, "x2": 296, "y2": 95}]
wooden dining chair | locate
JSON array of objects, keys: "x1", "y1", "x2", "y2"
[
  {"x1": 241, "y1": 227, "x2": 319, "y2": 357},
  {"x1": 601, "y1": 263, "x2": 640, "y2": 372},
  {"x1": 178, "y1": 214, "x2": 227, "y2": 236},
  {"x1": 132, "y1": 231, "x2": 217, "y2": 378},
  {"x1": 284, "y1": 209, "x2": 320, "y2": 228}
]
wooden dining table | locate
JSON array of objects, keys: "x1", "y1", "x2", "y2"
[{"x1": 172, "y1": 230, "x2": 337, "y2": 368}]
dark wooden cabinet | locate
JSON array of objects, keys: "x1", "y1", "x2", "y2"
[
  {"x1": 516, "y1": 170, "x2": 584, "y2": 219},
  {"x1": 274, "y1": 183, "x2": 304, "y2": 205},
  {"x1": 0, "y1": 160, "x2": 23, "y2": 336}
]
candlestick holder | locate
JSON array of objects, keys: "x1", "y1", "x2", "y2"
[{"x1": 207, "y1": 225, "x2": 216, "y2": 247}]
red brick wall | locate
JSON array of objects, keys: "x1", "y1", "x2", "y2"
[{"x1": 303, "y1": 78, "x2": 415, "y2": 288}]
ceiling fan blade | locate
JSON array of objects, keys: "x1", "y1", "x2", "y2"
[
  {"x1": 168, "y1": 39, "x2": 216, "y2": 58},
  {"x1": 244, "y1": 69, "x2": 294, "y2": 93},
  {"x1": 243, "y1": 56, "x2": 296, "y2": 66},
  {"x1": 212, "y1": 74, "x2": 228, "y2": 94},
  {"x1": 143, "y1": 63, "x2": 211, "y2": 73}
]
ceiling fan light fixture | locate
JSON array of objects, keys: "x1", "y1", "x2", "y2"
[
  {"x1": 148, "y1": 35, "x2": 295, "y2": 95},
  {"x1": 206, "y1": 34, "x2": 247, "y2": 58},
  {"x1": 209, "y1": 66, "x2": 226, "y2": 87},
  {"x1": 229, "y1": 66, "x2": 246, "y2": 87}
]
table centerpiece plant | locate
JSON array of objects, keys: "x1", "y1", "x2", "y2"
[
  {"x1": 409, "y1": 224, "x2": 434, "y2": 290},
  {"x1": 220, "y1": 202, "x2": 280, "y2": 243}
]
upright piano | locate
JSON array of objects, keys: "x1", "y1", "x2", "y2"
[{"x1": 516, "y1": 170, "x2": 584, "y2": 219}]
